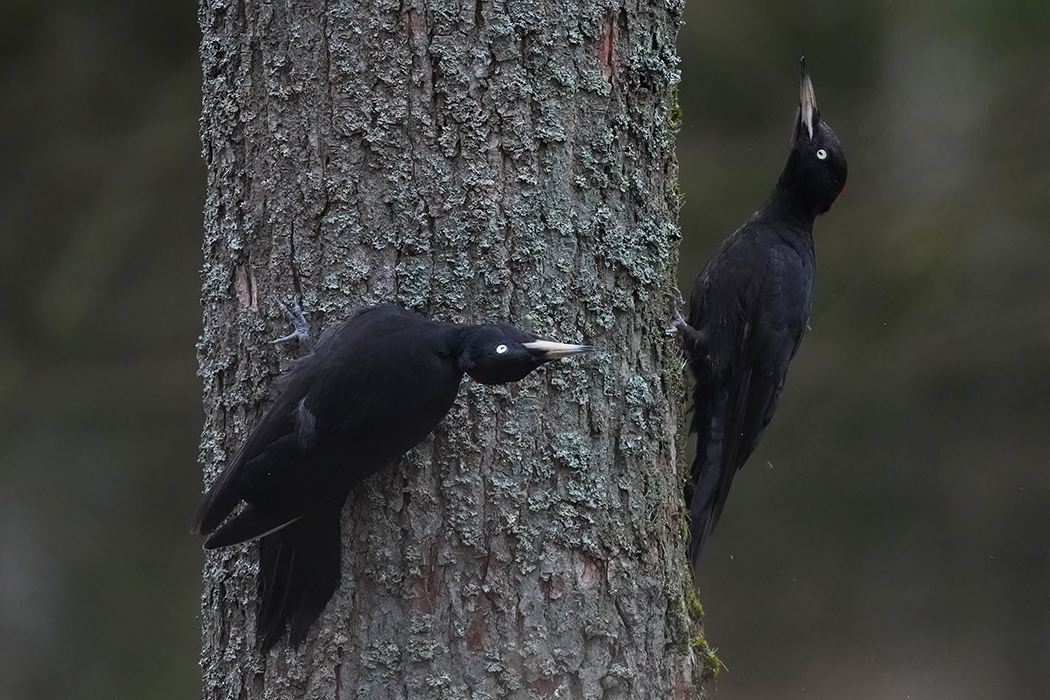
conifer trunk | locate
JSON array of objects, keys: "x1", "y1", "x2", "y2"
[{"x1": 197, "y1": 0, "x2": 708, "y2": 696}]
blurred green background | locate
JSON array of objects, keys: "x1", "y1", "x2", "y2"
[{"x1": 1, "y1": 1, "x2": 1047, "y2": 699}]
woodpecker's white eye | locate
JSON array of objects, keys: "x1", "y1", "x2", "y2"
[
  {"x1": 816, "y1": 148, "x2": 828, "y2": 160},
  {"x1": 495, "y1": 344, "x2": 508, "y2": 354}
]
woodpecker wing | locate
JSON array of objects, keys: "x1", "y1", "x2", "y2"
[{"x1": 192, "y1": 306, "x2": 462, "y2": 545}]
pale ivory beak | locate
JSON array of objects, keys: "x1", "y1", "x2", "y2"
[
  {"x1": 800, "y1": 57, "x2": 818, "y2": 140},
  {"x1": 523, "y1": 340, "x2": 594, "y2": 359}
]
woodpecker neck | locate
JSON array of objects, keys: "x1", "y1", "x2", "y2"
[
  {"x1": 758, "y1": 180, "x2": 820, "y2": 231},
  {"x1": 442, "y1": 324, "x2": 476, "y2": 367},
  {"x1": 453, "y1": 325, "x2": 486, "y2": 379}
]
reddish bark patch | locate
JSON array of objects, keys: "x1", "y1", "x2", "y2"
[
  {"x1": 598, "y1": 12, "x2": 616, "y2": 74},
  {"x1": 540, "y1": 571, "x2": 565, "y2": 599},
  {"x1": 233, "y1": 263, "x2": 257, "y2": 310},
  {"x1": 529, "y1": 676, "x2": 557, "y2": 696},
  {"x1": 410, "y1": 559, "x2": 441, "y2": 613},
  {"x1": 577, "y1": 553, "x2": 608, "y2": 587},
  {"x1": 466, "y1": 614, "x2": 487, "y2": 652}
]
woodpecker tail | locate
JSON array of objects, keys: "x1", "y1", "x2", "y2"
[
  {"x1": 686, "y1": 444, "x2": 729, "y2": 570},
  {"x1": 256, "y1": 496, "x2": 345, "y2": 651},
  {"x1": 685, "y1": 379, "x2": 740, "y2": 572},
  {"x1": 192, "y1": 467, "x2": 242, "y2": 538},
  {"x1": 202, "y1": 504, "x2": 303, "y2": 549}
]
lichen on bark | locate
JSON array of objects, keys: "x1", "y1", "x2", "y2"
[{"x1": 197, "y1": 0, "x2": 704, "y2": 696}]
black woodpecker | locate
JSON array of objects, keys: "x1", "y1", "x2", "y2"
[
  {"x1": 671, "y1": 58, "x2": 847, "y2": 570},
  {"x1": 193, "y1": 303, "x2": 592, "y2": 650}
]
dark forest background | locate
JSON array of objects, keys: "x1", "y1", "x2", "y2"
[{"x1": 1, "y1": 1, "x2": 1047, "y2": 698}]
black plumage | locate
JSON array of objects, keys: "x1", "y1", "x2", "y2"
[
  {"x1": 193, "y1": 303, "x2": 591, "y2": 650},
  {"x1": 672, "y1": 59, "x2": 848, "y2": 569}
]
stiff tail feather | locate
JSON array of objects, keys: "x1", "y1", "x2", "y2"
[
  {"x1": 686, "y1": 377, "x2": 745, "y2": 570},
  {"x1": 192, "y1": 469, "x2": 241, "y2": 537},
  {"x1": 686, "y1": 435, "x2": 729, "y2": 569},
  {"x1": 256, "y1": 496, "x2": 346, "y2": 651}
]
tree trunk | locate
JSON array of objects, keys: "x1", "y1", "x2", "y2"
[{"x1": 197, "y1": 0, "x2": 710, "y2": 697}]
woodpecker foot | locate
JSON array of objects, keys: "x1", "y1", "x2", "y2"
[
  {"x1": 271, "y1": 295, "x2": 314, "y2": 352},
  {"x1": 664, "y1": 286, "x2": 687, "y2": 336}
]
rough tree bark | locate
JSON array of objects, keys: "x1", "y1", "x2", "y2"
[{"x1": 197, "y1": 0, "x2": 712, "y2": 697}]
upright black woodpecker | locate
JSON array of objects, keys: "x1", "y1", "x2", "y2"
[
  {"x1": 671, "y1": 58, "x2": 847, "y2": 569},
  {"x1": 193, "y1": 303, "x2": 592, "y2": 651}
]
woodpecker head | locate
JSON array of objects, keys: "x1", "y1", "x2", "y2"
[
  {"x1": 459, "y1": 324, "x2": 592, "y2": 385},
  {"x1": 777, "y1": 58, "x2": 848, "y2": 218}
]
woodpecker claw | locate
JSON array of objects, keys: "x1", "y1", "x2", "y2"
[
  {"x1": 664, "y1": 287, "x2": 687, "y2": 336},
  {"x1": 271, "y1": 294, "x2": 314, "y2": 352}
]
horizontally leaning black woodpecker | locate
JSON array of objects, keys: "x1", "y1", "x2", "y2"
[
  {"x1": 671, "y1": 59, "x2": 847, "y2": 569},
  {"x1": 193, "y1": 303, "x2": 592, "y2": 651}
]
